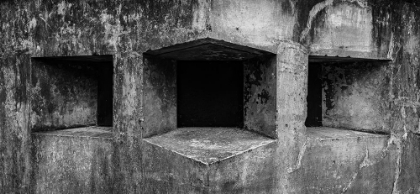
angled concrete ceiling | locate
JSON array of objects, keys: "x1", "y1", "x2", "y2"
[{"x1": 144, "y1": 38, "x2": 275, "y2": 61}]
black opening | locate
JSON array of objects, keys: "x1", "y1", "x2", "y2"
[
  {"x1": 305, "y1": 63, "x2": 323, "y2": 127},
  {"x1": 97, "y1": 63, "x2": 113, "y2": 126},
  {"x1": 177, "y1": 61, "x2": 243, "y2": 127}
]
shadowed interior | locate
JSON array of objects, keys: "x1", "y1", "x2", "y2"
[{"x1": 177, "y1": 61, "x2": 244, "y2": 128}]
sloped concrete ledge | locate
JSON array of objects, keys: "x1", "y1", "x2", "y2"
[
  {"x1": 142, "y1": 127, "x2": 276, "y2": 193},
  {"x1": 143, "y1": 127, "x2": 275, "y2": 165}
]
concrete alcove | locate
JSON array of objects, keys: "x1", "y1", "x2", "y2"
[
  {"x1": 31, "y1": 55, "x2": 114, "y2": 132},
  {"x1": 143, "y1": 38, "x2": 277, "y2": 137},
  {"x1": 142, "y1": 38, "x2": 277, "y2": 185},
  {"x1": 30, "y1": 55, "x2": 115, "y2": 193},
  {"x1": 306, "y1": 56, "x2": 392, "y2": 133}
]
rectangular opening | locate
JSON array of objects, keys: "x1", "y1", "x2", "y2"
[
  {"x1": 97, "y1": 63, "x2": 113, "y2": 126},
  {"x1": 306, "y1": 63, "x2": 323, "y2": 127},
  {"x1": 177, "y1": 61, "x2": 244, "y2": 128},
  {"x1": 305, "y1": 60, "x2": 389, "y2": 134},
  {"x1": 31, "y1": 56, "x2": 113, "y2": 132}
]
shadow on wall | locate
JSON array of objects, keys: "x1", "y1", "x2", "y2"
[{"x1": 306, "y1": 60, "x2": 390, "y2": 134}]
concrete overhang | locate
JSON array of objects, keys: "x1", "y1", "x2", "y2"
[
  {"x1": 309, "y1": 55, "x2": 392, "y2": 63},
  {"x1": 144, "y1": 38, "x2": 274, "y2": 61}
]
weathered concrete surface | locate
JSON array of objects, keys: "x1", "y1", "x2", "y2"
[
  {"x1": 31, "y1": 59, "x2": 98, "y2": 131},
  {"x1": 144, "y1": 38, "x2": 277, "y2": 137},
  {"x1": 1, "y1": 0, "x2": 420, "y2": 193},
  {"x1": 396, "y1": 133, "x2": 420, "y2": 193},
  {"x1": 301, "y1": 127, "x2": 398, "y2": 193},
  {"x1": 144, "y1": 128, "x2": 275, "y2": 164},
  {"x1": 0, "y1": 54, "x2": 32, "y2": 194},
  {"x1": 275, "y1": 40, "x2": 309, "y2": 193},
  {"x1": 321, "y1": 61, "x2": 390, "y2": 133},
  {"x1": 142, "y1": 57, "x2": 177, "y2": 138},
  {"x1": 308, "y1": 1, "x2": 384, "y2": 59},
  {"x1": 207, "y1": 143, "x2": 276, "y2": 194},
  {"x1": 32, "y1": 127, "x2": 114, "y2": 194},
  {"x1": 244, "y1": 56, "x2": 277, "y2": 138},
  {"x1": 142, "y1": 128, "x2": 276, "y2": 193},
  {"x1": 208, "y1": 0, "x2": 296, "y2": 52}
]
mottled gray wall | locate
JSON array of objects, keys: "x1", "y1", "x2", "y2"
[
  {"x1": 1, "y1": 0, "x2": 420, "y2": 193},
  {"x1": 31, "y1": 60, "x2": 98, "y2": 131},
  {"x1": 321, "y1": 62, "x2": 390, "y2": 133},
  {"x1": 244, "y1": 57, "x2": 277, "y2": 138}
]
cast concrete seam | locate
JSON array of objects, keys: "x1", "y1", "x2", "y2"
[{"x1": 300, "y1": 0, "x2": 368, "y2": 43}]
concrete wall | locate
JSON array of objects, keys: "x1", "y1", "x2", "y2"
[
  {"x1": 1, "y1": 0, "x2": 420, "y2": 193},
  {"x1": 31, "y1": 60, "x2": 98, "y2": 131},
  {"x1": 321, "y1": 61, "x2": 390, "y2": 133},
  {"x1": 142, "y1": 57, "x2": 177, "y2": 138},
  {"x1": 32, "y1": 128, "x2": 114, "y2": 194},
  {"x1": 244, "y1": 56, "x2": 277, "y2": 138}
]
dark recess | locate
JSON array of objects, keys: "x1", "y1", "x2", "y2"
[
  {"x1": 177, "y1": 61, "x2": 243, "y2": 128},
  {"x1": 32, "y1": 56, "x2": 113, "y2": 127},
  {"x1": 97, "y1": 63, "x2": 113, "y2": 126},
  {"x1": 305, "y1": 62, "x2": 323, "y2": 127}
]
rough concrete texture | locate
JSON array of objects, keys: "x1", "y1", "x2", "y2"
[
  {"x1": 142, "y1": 128, "x2": 276, "y2": 193},
  {"x1": 144, "y1": 38, "x2": 277, "y2": 137},
  {"x1": 142, "y1": 57, "x2": 177, "y2": 138},
  {"x1": 396, "y1": 133, "x2": 420, "y2": 193},
  {"x1": 275, "y1": 40, "x2": 309, "y2": 193},
  {"x1": 144, "y1": 128, "x2": 275, "y2": 164},
  {"x1": 321, "y1": 61, "x2": 390, "y2": 133},
  {"x1": 244, "y1": 56, "x2": 277, "y2": 138},
  {"x1": 31, "y1": 59, "x2": 98, "y2": 131},
  {"x1": 208, "y1": 0, "x2": 295, "y2": 52},
  {"x1": 32, "y1": 127, "x2": 114, "y2": 194},
  {"x1": 309, "y1": 1, "x2": 382, "y2": 58},
  {"x1": 1, "y1": 0, "x2": 420, "y2": 193},
  {"x1": 303, "y1": 127, "x2": 397, "y2": 193}
]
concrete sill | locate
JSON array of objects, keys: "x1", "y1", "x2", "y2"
[
  {"x1": 307, "y1": 127, "x2": 389, "y2": 141},
  {"x1": 143, "y1": 127, "x2": 276, "y2": 165},
  {"x1": 32, "y1": 126, "x2": 113, "y2": 140}
]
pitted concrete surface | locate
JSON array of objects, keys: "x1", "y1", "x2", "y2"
[
  {"x1": 144, "y1": 128, "x2": 275, "y2": 164},
  {"x1": 32, "y1": 126, "x2": 113, "y2": 139},
  {"x1": 307, "y1": 127, "x2": 388, "y2": 140}
]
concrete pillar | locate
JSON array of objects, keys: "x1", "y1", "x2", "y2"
[{"x1": 275, "y1": 40, "x2": 308, "y2": 193}]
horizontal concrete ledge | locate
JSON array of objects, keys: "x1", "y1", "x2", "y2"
[
  {"x1": 32, "y1": 126, "x2": 113, "y2": 140},
  {"x1": 143, "y1": 127, "x2": 276, "y2": 165},
  {"x1": 309, "y1": 55, "x2": 391, "y2": 63},
  {"x1": 307, "y1": 127, "x2": 389, "y2": 141}
]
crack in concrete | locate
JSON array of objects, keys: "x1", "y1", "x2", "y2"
[
  {"x1": 287, "y1": 140, "x2": 307, "y2": 173},
  {"x1": 387, "y1": 33, "x2": 395, "y2": 59},
  {"x1": 300, "y1": 0, "x2": 368, "y2": 43},
  {"x1": 341, "y1": 170, "x2": 358, "y2": 194},
  {"x1": 390, "y1": 134, "x2": 403, "y2": 194},
  {"x1": 300, "y1": 0, "x2": 334, "y2": 43},
  {"x1": 341, "y1": 136, "x2": 397, "y2": 193}
]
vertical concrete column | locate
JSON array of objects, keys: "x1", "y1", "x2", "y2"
[{"x1": 275, "y1": 40, "x2": 308, "y2": 193}]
